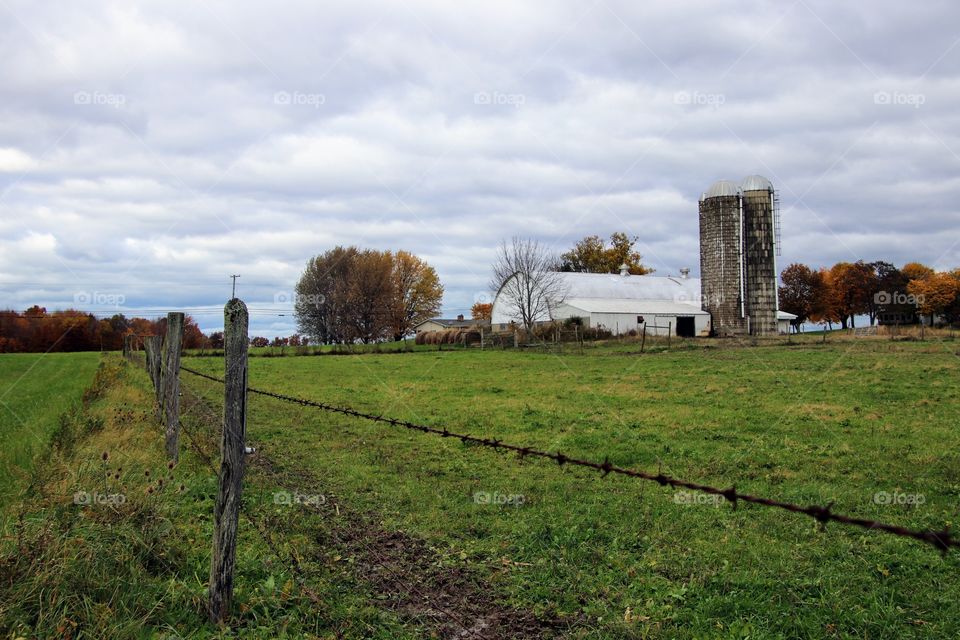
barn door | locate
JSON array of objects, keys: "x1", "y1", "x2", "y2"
[{"x1": 676, "y1": 316, "x2": 695, "y2": 337}]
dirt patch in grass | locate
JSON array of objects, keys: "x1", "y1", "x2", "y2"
[
  {"x1": 255, "y1": 452, "x2": 577, "y2": 639},
  {"x1": 181, "y1": 384, "x2": 578, "y2": 639}
]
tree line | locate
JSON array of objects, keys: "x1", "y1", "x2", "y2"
[
  {"x1": 778, "y1": 261, "x2": 960, "y2": 330},
  {"x1": 0, "y1": 307, "x2": 206, "y2": 353},
  {"x1": 294, "y1": 247, "x2": 443, "y2": 344},
  {"x1": 0, "y1": 246, "x2": 445, "y2": 352}
]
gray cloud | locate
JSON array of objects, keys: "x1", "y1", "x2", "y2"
[{"x1": 1, "y1": 0, "x2": 959, "y2": 334}]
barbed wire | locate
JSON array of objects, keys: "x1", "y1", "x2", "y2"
[
  {"x1": 176, "y1": 415, "x2": 328, "y2": 609},
  {"x1": 179, "y1": 364, "x2": 957, "y2": 554},
  {"x1": 175, "y1": 378, "x2": 486, "y2": 637}
]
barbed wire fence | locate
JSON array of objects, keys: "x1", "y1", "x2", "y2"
[
  {"x1": 178, "y1": 364, "x2": 956, "y2": 554},
  {"x1": 124, "y1": 301, "x2": 957, "y2": 629},
  {"x1": 172, "y1": 346, "x2": 504, "y2": 637}
]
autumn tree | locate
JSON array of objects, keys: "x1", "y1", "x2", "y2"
[
  {"x1": 870, "y1": 262, "x2": 912, "y2": 323},
  {"x1": 471, "y1": 302, "x2": 493, "y2": 321},
  {"x1": 827, "y1": 261, "x2": 876, "y2": 328},
  {"x1": 908, "y1": 271, "x2": 960, "y2": 325},
  {"x1": 778, "y1": 263, "x2": 828, "y2": 330},
  {"x1": 295, "y1": 246, "x2": 359, "y2": 344},
  {"x1": 345, "y1": 249, "x2": 395, "y2": 343},
  {"x1": 559, "y1": 232, "x2": 653, "y2": 275},
  {"x1": 901, "y1": 262, "x2": 935, "y2": 282},
  {"x1": 389, "y1": 250, "x2": 444, "y2": 340},
  {"x1": 181, "y1": 315, "x2": 206, "y2": 349},
  {"x1": 295, "y1": 246, "x2": 443, "y2": 344}
]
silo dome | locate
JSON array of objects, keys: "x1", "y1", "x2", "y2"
[
  {"x1": 704, "y1": 180, "x2": 740, "y2": 199},
  {"x1": 741, "y1": 175, "x2": 773, "y2": 192}
]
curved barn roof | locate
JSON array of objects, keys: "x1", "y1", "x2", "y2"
[{"x1": 552, "y1": 272, "x2": 701, "y2": 301}]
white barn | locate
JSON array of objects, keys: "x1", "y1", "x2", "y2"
[{"x1": 491, "y1": 270, "x2": 797, "y2": 336}]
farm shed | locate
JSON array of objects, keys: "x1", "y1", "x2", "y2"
[{"x1": 777, "y1": 311, "x2": 797, "y2": 334}]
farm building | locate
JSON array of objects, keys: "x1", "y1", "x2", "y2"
[
  {"x1": 413, "y1": 315, "x2": 477, "y2": 334},
  {"x1": 490, "y1": 267, "x2": 796, "y2": 336},
  {"x1": 490, "y1": 174, "x2": 797, "y2": 338},
  {"x1": 491, "y1": 268, "x2": 707, "y2": 336}
]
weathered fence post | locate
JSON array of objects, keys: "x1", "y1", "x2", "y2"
[
  {"x1": 145, "y1": 336, "x2": 163, "y2": 420},
  {"x1": 667, "y1": 322, "x2": 672, "y2": 349},
  {"x1": 208, "y1": 299, "x2": 249, "y2": 624},
  {"x1": 162, "y1": 312, "x2": 184, "y2": 462},
  {"x1": 122, "y1": 334, "x2": 131, "y2": 358},
  {"x1": 640, "y1": 324, "x2": 647, "y2": 353}
]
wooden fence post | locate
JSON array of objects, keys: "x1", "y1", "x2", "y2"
[
  {"x1": 667, "y1": 322, "x2": 672, "y2": 349},
  {"x1": 145, "y1": 336, "x2": 163, "y2": 420},
  {"x1": 162, "y1": 312, "x2": 184, "y2": 462},
  {"x1": 640, "y1": 324, "x2": 647, "y2": 353},
  {"x1": 122, "y1": 334, "x2": 131, "y2": 358},
  {"x1": 208, "y1": 299, "x2": 249, "y2": 624}
]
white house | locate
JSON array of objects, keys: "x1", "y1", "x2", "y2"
[{"x1": 491, "y1": 269, "x2": 798, "y2": 336}]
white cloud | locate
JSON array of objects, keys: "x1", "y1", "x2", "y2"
[{"x1": 0, "y1": 147, "x2": 36, "y2": 172}]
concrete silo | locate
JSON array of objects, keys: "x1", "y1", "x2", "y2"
[
  {"x1": 698, "y1": 176, "x2": 780, "y2": 336},
  {"x1": 740, "y1": 175, "x2": 779, "y2": 336},
  {"x1": 698, "y1": 180, "x2": 746, "y2": 335}
]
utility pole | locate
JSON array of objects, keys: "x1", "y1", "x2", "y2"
[{"x1": 230, "y1": 274, "x2": 240, "y2": 299}]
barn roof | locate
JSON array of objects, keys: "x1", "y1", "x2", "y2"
[
  {"x1": 491, "y1": 271, "x2": 796, "y2": 324},
  {"x1": 552, "y1": 272, "x2": 702, "y2": 302},
  {"x1": 560, "y1": 297, "x2": 709, "y2": 316}
]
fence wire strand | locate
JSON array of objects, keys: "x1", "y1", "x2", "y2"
[
  {"x1": 176, "y1": 377, "x2": 487, "y2": 637},
  {"x1": 179, "y1": 364, "x2": 956, "y2": 554}
]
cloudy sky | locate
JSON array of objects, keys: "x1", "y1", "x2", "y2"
[{"x1": 2, "y1": 1, "x2": 958, "y2": 335}]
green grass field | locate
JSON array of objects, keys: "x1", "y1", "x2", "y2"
[
  {"x1": 0, "y1": 352, "x2": 100, "y2": 512},
  {"x1": 179, "y1": 337, "x2": 960, "y2": 638},
  {"x1": 1, "y1": 339, "x2": 958, "y2": 638}
]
